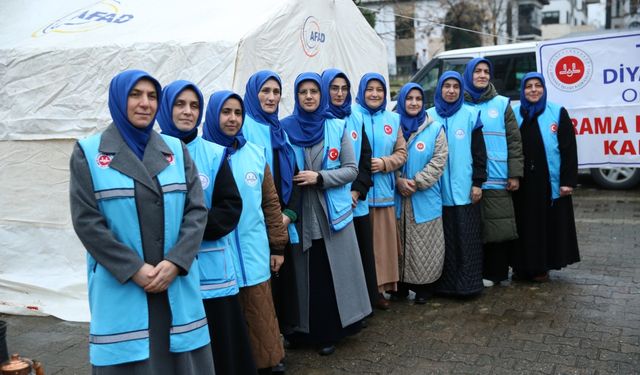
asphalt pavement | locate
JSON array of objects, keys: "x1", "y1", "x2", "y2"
[{"x1": 2, "y1": 176, "x2": 639, "y2": 374}]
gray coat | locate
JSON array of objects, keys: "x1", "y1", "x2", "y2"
[
  {"x1": 292, "y1": 130, "x2": 372, "y2": 332},
  {"x1": 69, "y1": 124, "x2": 212, "y2": 374}
]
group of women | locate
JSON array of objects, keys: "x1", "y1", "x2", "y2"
[{"x1": 69, "y1": 62, "x2": 580, "y2": 374}]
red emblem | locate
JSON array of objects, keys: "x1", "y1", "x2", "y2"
[
  {"x1": 416, "y1": 142, "x2": 425, "y2": 151},
  {"x1": 550, "y1": 124, "x2": 558, "y2": 133},
  {"x1": 384, "y1": 124, "x2": 393, "y2": 135},
  {"x1": 328, "y1": 148, "x2": 339, "y2": 161},
  {"x1": 554, "y1": 55, "x2": 585, "y2": 85},
  {"x1": 96, "y1": 153, "x2": 112, "y2": 168},
  {"x1": 165, "y1": 153, "x2": 175, "y2": 165},
  {"x1": 351, "y1": 130, "x2": 358, "y2": 141}
]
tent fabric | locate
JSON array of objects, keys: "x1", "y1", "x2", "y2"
[{"x1": 0, "y1": 0, "x2": 388, "y2": 322}]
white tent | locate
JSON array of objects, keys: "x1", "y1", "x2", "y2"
[{"x1": 0, "y1": 0, "x2": 388, "y2": 322}]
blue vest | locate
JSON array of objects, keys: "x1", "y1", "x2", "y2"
[
  {"x1": 395, "y1": 121, "x2": 444, "y2": 224},
  {"x1": 354, "y1": 103, "x2": 401, "y2": 208},
  {"x1": 242, "y1": 115, "x2": 300, "y2": 243},
  {"x1": 227, "y1": 141, "x2": 271, "y2": 287},
  {"x1": 427, "y1": 105, "x2": 479, "y2": 206},
  {"x1": 291, "y1": 118, "x2": 354, "y2": 232},
  {"x1": 187, "y1": 137, "x2": 240, "y2": 299},
  {"x1": 514, "y1": 102, "x2": 562, "y2": 199},
  {"x1": 344, "y1": 110, "x2": 370, "y2": 217},
  {"x1": 79, "y1": 134, "x2": 209, "y2": 366},
  {"x1": 466, "y1": 95, "x2": 510, "y2": 190}
]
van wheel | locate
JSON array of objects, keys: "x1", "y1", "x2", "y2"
[{"x1": 590, "y1": 168, "x2": 640, "y2": 190}]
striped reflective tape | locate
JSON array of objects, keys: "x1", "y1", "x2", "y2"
[
  {"x1": 94, "y1": 188, "x2": 135, "y2": 200},
  {"x1": 200, "y1": 280, "x2": 237, "y2": 291},
  {"x1": 170, "y1": 317, "x2": 208, "y2": 335},
  {"x1": 89, "y1": 329, "x2": 149, "y2": 344},
  {"x1": 199, "y1": 246, "x2": 225, "y2": 253},
  {"x1": 331, "y1": 209, "x2": 352, "y2": 225},
  {"x1": 162, "y1": 183, "x2": 187, "y2": 194}
]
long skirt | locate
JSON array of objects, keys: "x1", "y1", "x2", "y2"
[
  {"x1": 92, "y1": 292, "x2": 215, "y2": 375},
  {"x1": 434, "y1": 204, "x2": 484, "y2": 296},
  {"x1": 370, "y1": 206, "x2": 401, "y2": 292},
  {"x1": 287, "y1": 239, "x2": 362, "y2": 346},
  {"x1": 353, "y1": 214, "x2": 379, "y2": 311},
  {"x1": 203, "y1": 295, "x2": 256, "y2": 375},
  {"x1": 238, "y1": 281, "x2": 284, "y2": 369},
  {"x1": 483, "y1": 241, "x2": 512, "y2": 283},
  {"x1": 271, "y1": 241, "x2": 300, "y2": 332}
]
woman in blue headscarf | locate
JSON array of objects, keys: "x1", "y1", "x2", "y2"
[
  {"x1": 426, "y1": 71, "x2": 487, "y2": 297},
  {"x1": 242, "y1": 72, "x2": 300, "y2": 362},
  {"x1": 282, "y1": 72, "x2": 371, "y2": 356},
  {"x1": 511, "y1": 73, "x2": 579, "y2": 282},
  {"x1": 394, "y1": 83, "x2": 448, "y2": 305},
  {"x1": 463, "y1": 58, "x2": 523, "y2": 287},
  {"x1": 353, "y1": 73, "x2": 407, "y2": 310},
  {"x1": 203, "y1": 90, "x2": 288, "y2": 374},
  {"x1": 157, "y1": 80, "x2": 256, "y2": 375},
  {"x1": 320, "y1": 68, "x2": 378, "y2": 316},
  {"x1": 69, "y1": 70, "x2": 214, "y2": 374}
]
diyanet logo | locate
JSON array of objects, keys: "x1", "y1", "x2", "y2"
[
  {"x1": 300, "y1": 16, "x2": 325, "y2": 57},
  {"x1": 547, "y1": 48, "x2": 593, "y2": 92},
  {"x1": 32, "y1": 0, "x2": 134, "y2": 38}
]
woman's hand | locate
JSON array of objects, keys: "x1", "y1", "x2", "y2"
[
  {"x1": 132, "y1": 263, "x2": 155, "y2": 289},
  {"x1": 293, "y1": 170, "x2": 319, "y2": 186},
  {"x1": 351, "y1": 191, "x2": 360, "y2": 208},
  {"x1": 471, "y1": 186, "x2": 483, "y2": 204},
  {"x1": 397, "y1": 178, "x2": 417, "y2": 197},
  {"x1": 144, "y1": 260, "x2": 179, "y2": 293},
  {"x1": 506, "y1": 177, "x2": 520, "y2": 191},
  {"x1": 371, "y1": 158, "x2": 385, "y2": 173},
  {"x1": 560, "y1": 186, "x2": 574, "y2": 197},
  {"x1": 282, "y1": 213, "x2": 291, "y2": 226},
  {"x1": 271, "y1": 255, "x2": 284, "y2": 272}
]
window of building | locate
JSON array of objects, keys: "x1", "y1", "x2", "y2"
[
  {"x1": 395, "y1": 16, "x2": 414, "y2": 40},
  {"x1": 542, "y1": 11, "x2": 560, "y2": 24}
]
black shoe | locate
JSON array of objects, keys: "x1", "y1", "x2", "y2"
[
  {"x1": 414, "y1": 295, "x2": 428, "y2": 305},
  {"x1": 318, "y1": 344, "x2": 336, "y2": 356},
  {"x1": 272, "y1": 361, "x2": 286, "y2": 373}
]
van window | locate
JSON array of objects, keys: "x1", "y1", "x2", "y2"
[
  {"x1": 486, "y1": 52, "x2": 536, "y2": 101},
  {"x1": 414, "y1": 57, "x2": 470, "y2": 108}
]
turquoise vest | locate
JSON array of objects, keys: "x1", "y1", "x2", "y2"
[
  {"x1": 79, "y1": 134, "x2": 209, "y2": 366},
  {"x1": 354, "y1": 103, "x2": 401, "y2": 208},
  {"x1": 514, "y1": 102, "x2": 562, "y2": 199},
  {"x1": 291, "y1": 118, "x2": 354, "y2": 232},
  {"x1": 187, "y1": 137, "x2": 240, "y2": 299},
  {"x1": 242, "y1": 114, "x2": 299, "y2": 243},
  {"x1": 227, "y1": 141, "x2": 271, "y2": 287},
  {"x1": 466, "y1": 95, "x2": 510, "y2": 190},
  {"x1": 344, "y1": 110, "x2": 370, "y2": 217},
  {"x1": 395, "y1": 121, "x2": 444, "y2": 224},
  {"x1": 427, "y1": 105, "x2": 479, "y2": 206}
]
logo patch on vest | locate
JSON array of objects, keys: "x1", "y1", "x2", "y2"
[
  {"x1": 198, "y1": 173, "x2": 210, "y2": 190},
  {"x1": 550, "y1": 123, "x2": 558, "y2": 133},
  {"x1": 245, "y1": 171, "x2": 258, "y2": 187},
  {"x1": 415, "y1": 141, "x2": 426, "y2": 152},
  {"x1": 165, "y1": 153, "x2": 175, "y2": 165},
  {"x1": 96, "y1": 153, "x2": 113, "y2": 168},
  {"x1": 455, "y1": 129, "x2": 465, "y2": 139},
  {"x1": 383, "y1": 124, "x2": 393, "y2": 135},
  {"x1": 488, "y1": 109, "x2": 499, "y2": 118},
  {"x1": 328, "y1": 148, "x2": 339, "y2": 161},
  {"x1": 351, "y1": 130, "x2": 358, "y2": 141}
]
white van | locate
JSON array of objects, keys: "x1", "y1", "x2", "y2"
[{"x1": 409, "y1": 42, "x2": 640, "y2": 190}]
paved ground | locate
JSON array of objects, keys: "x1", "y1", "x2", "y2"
[{"x1": 2, "y1": 176, "x2": 639, "y2": 374}]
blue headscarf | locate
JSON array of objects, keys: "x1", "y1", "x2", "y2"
[
  {"x1": 202, "y1": 91, "x2": 246, "y2": 155},
  {"x1": 108, "y1": 69, "x2": 162, "y2": 160},
  {"x1": 355, "y1": 73, "x2": 387, "y2": 114},
  {"x1": 321, "y1": 68, "x2": 352, "y2": 119},
  {"x1": 244, "y1": 70, "x2": 295, "y2": 203},
  {"x1": 281, "y1": 72, "x2": 326, "y2": 147},
  {"x1": 397, "y1": 83, "x2": 426, "y2": 141},
  {"x1": 463, "y1": 57, "x2": 493, "y2": 102},
  {"x1": 519, "y1": 72, "x2": 548, "y2": 121},
  {"x1": 434, "y1": 71, "x2": 464, "y2": 118},
  {"x1": 157, "y1": 80, "x2": 204, "y2": 140}
]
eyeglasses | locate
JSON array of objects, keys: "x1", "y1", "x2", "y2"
[{"x1": 330, "y1": 85, "x2": 348, "y2": 93}]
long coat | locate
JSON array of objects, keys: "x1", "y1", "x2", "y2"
[{"x1": 292, "y1": 130, "x2": 372, "y2": 332}]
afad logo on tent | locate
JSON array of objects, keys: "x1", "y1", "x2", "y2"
[
  {"x1": 300, "y1": 16, "x2": 326, "y2": 57},
  {"x1": 546, "y1": 47, "x2": 593, "y2": 92},
  {"x1": 32, "y1": 0, "x2": 134, "y2": 38}
]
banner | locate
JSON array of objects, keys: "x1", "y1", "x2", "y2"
[{"x1": 537, "y1": 31, "x2": 640, "y2": 168}]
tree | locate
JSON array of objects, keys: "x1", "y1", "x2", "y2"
[{"x1": 444, "y1": 0, "x2": 483, "y2": 49}]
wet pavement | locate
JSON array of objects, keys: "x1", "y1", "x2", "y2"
[{"x1": 2, "y1": 177, "x2": 639, "y2": 374}]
